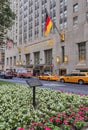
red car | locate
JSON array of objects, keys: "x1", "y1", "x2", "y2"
[{"x1": 17, "y1": 70, "x2": 33, "y2": 78}]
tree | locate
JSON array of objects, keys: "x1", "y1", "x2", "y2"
[{"x1": 0, "y1": 0, "x2": 16, "y2": 45}]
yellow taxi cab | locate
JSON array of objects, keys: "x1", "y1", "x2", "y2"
[
  {"x1": 60, "y1": 72, "x2": 88, "y2": 85},
  {"x1": 38, "y1": 73, "x2": 59, "y2": 81}
]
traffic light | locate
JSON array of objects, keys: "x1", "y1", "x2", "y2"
[{"x1": 59, "y1": 31, "x2": 65, "y2": 42}]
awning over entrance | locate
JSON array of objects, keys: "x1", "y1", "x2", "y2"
[
  {"x1": 76, "y1": 62, "x2": 88, "y2": 72},
  {"x1": 33, "y1": 65, "x2": 44, "y2": 69},
  {"x1": 26, "y1": 65, "x2": 33, "y2": 68}
]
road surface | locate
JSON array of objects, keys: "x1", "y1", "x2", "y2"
[{"x1": 0, "y1": 77, "x2": 88, "y2": 95}]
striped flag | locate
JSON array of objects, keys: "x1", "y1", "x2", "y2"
[
  {"x1": 6, "y1": 40, "x2": 12, "y2": 48},
  {"x1": 44, "y1": 12, "x2": 53, "y2": 36}
]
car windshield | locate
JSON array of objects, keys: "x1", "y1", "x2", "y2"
[
  {"x1": 7, "y1": 72, "x2": 12, "y2": 74},
  {"x1": 65, "y1": 74, "x2": 72, "y2": 76},
  {"x1": 1, "y1": 72, "x2": 5, "y2": 74},
  {"x1": 43, "y1": 74, "x2": 49, "y2": 76}
]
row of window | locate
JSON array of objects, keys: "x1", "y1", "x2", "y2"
[
  {"x1": 6, "y1": 42, "x2": 86, "y2": 66},
  {"x1": 20, "y1": 16, "x2": 88, "y2": 40},
  {"x1": 59, "y1": 0, "x2": 67, "y2": 30},
  {"x1": 59, "y1": 1, "x2": 88, "y2": 29},
  {"x1": 18, "y1": 0, "x2": 88, "y2": 40},
  {"x1": 62, "y1": 43, "x2": 86, "y2": 62},
  {"x1": 6, "y1": 49, "x2": 52, "y2": 66}
]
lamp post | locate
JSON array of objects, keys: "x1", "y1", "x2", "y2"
[
  {"x1": 56, "y1": 56, "x2": 60, "y2": 75},
  {"x1": 56, "y1": 56, "x2": 60, "y2": 64},
  {"x1": 16, "y1": 60, "x2": 22, "y2": 66},
  {"x1": 64, "y1": 55, "x2": 68, "y2": 62}
]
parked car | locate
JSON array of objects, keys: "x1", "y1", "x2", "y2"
[
  {"x1": 17, "y1": 70, "x2": 33, "y2": 78},
  {"x1": 0, "y1": 71, "x2": 13, "y2": 79},
  {"x1": 6, "y1": 70, "x2": 17, "y2": 77},
  {"x1": 11, "y1": 72, "x2": 17, "y2": 77},
  {"x1": 38, "y1": 73, "x2": 59, "y2": 81},
  {"x1": 60, "y1": 72, "x2": 88, "y2": 85}
]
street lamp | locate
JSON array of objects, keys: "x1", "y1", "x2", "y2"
[
  {"x1": 16, "y1": 60, "x2": 22, "y2": 66},
  {"x1": 16, "y1": 61, "x2": 19, "y2": 66},
  {"x1": 56, "y1": 56, "x2": 60, "y2": 63},
  {"x1": 64, "y1": 55, "x2": 68, "y2": 62},
  {"x1": 19, "y1": 61, "x2": 22, "y2": 65}
]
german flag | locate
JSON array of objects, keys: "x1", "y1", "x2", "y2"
[{"x1": 44, "y1": 13, "x2": 53, "y2": 36}]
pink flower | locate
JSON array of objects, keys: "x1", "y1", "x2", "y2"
[
  {"x1": 31, "y1": 122, "x2": 38, "y2": 126},
  {"x1": 55, "y1": 118, "x2": 60, "y2": 123},
  {"x1": 57, "y1": 114, "x2": 60, "y2": 117},
  {"x1": 79, "y1": 116, "x2": 83, "y2": 120},
  {"x1": 68, "y1": 92, "x2": 72, "y2": 94},
  {"x1": 49, "y1": 117, "x2": 53, "y2": 122},
  {"x1": 63, "y1": 120, "x2": 68, "y2": 124},
  {"x1": 62, "y1": 112, "x2": 66, "y2": 117},
  {"x1": 18, "y1": 128, "x2": 24, "y2": 130},
  {"x1": 45, "y1": 127, "x2": 51, "y2": 130}
]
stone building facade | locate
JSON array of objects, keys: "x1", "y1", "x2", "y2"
[{"x1": 5, "y1": 0, "x2": 88, "y2": 75}]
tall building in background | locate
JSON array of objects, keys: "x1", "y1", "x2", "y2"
[{"x1": 5, "y1": 0, "x2": 88, "y2": 76}]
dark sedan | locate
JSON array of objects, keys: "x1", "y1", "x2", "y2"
[{"x1": 0, "y1": 71, "x2": 13, "y2": 79}]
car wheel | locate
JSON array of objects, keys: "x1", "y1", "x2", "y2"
[
  {"x1": 47, "y1": 78, "x2": 50, "y2": 81},
  {"x1": 60, "y1": 79, "x2": 65, "y2": 83},
  {"x1": 20, "y1": 75, "x2": 23, "y2": 78},
  {"x1": 78, "y1": 80, "x2": 84, "y2": 85}
]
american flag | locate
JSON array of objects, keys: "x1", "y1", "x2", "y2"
[{"x1": 6, "y1": 40, "x2": 12, "y2": 48}]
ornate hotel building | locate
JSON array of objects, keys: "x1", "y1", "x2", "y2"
[{"x1": 5, "y1": 0, "x2": 88, "y2": 75}]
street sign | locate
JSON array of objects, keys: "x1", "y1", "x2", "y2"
[
  {"x1": 26, "y1": 77, "x2": 42, "y2": 87},
  {"x1": 50, "y1": 64, "x2": 54, "y2": 67},
  {"x1": 26, "y1": 77, "x2": 42, "y2": 109}
]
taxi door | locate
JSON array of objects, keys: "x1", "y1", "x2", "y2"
[
  {"x1": 69, "y1": 73, "x2": 79, "y2": 83},
  {"x1": 64, "y1": 74, "x2": 72, "y2": 82}
]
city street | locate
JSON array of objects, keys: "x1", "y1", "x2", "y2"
[{"x1": 0, "y1": 77, "x2": 88, "y2": 95}]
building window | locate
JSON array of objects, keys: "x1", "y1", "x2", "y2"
[
  {"x1": 14, "y1": 56, "x2": 16, "y2": 65},
  {"x1": 86, "y1": 0, "x2": 88, "y2": 6},
  {"x1": 78, "y1": 43, "x2": 86, "y2": 61},
  {"x1": 34, "y1": 52, "x2": 40, "y2": 64},
  {"x1": 73, "y1": 16, "x2": 78, "y2": 26},
  {"x1": 86, "y1": 12, "x2": 88, "y2": 21},
  {"x1": 44, "y1": 49, "x2": 52, "y2": 65},
  {"x1": 64, "y1": 0, "x2": 67, "y2": 6},
  {"x1": 34, "y1": 27, "x2": 39, "y2": 38},
  {"x1": 64, "y1": 10, "x2": 67, "y2": 17},
  {"x1": 60, "y1": 23, "x2": 63, "y2": 30},
  {"x1": 61, "y1": 46, "x2": 65, "y2": 62},
  {"x1": 19, "y1": 55, "x2": 21, "y2": 61},
  {"x1": 59, "y1": 0, "x2": 68, "y2": 29},
  {"x1": 7, "y1": 58, "x2": 9, "y2": 65},
  {"x1": 10, "y1": 57, "x2": 12, "y2": 66},
  {"x1": 64, "y1": 21, "x2": 67, "y2": 28},
  {"x1": 1, "y1": 53, "x2": 5, "y2": 63},
  {"x1": 25, "y1": 53, "x2": 30, "y2": 65},
  {"x1": 29, "y1": 30, "x2": 32, "y2": 39},
  {"x1": 42, "y1": 0, "x2": 47, "y2": 5},
  {"x1": 73, "y1": 3, "x2": 78, "y2": 13}
]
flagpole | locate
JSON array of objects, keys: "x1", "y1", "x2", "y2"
[
  {"x1": 45, "y1": 9, "x2": 61, "y2": 35},
  {"x1": 45, "y1": 9, "x2": 64, "y2": 40},
  {"x1": 53, "y1": 22, "x2": 60, "y2": 35},
  {"x1": 52, "y1": 20, "x2": 65, "y2": 42}
]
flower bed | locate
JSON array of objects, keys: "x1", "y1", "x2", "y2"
[{"x1": 0, "y1": 82, "x2": 88, "y2": 130}]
